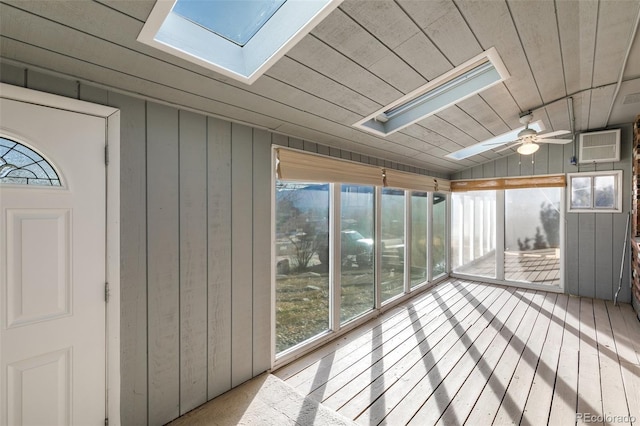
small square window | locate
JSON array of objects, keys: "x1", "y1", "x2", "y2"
[{"x1": 567, "y1": 171, "x2": 622, "y2": 213}]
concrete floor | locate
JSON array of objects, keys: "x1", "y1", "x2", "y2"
[{"x1": 168, "y1": 373, "x2": 357, "y2": 425}]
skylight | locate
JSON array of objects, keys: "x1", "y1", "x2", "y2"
[
  {"x1": 138, "y1": 0, "x2": 342, "y2": 84},
  {"x1": 446, "y1": 121, "x2": 544, "y2": 160},
  {"x1": 172, "y1": 0, "x2": 286, "y2": 46},
  {"x1": 354, "y1": 48, "x2": 510, "y2": 137}
]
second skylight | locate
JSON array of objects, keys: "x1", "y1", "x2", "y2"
[{"x1": 354, "y1": 48, "x2": 510, "y2": 137}]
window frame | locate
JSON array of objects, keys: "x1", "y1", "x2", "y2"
[{"x1": 567, "y1": 170, "x2": 623, "y2": 213}]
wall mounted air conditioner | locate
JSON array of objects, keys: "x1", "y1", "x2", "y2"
[{"x1": 578, "y1": 129, "x2": 621, "y2": 163}]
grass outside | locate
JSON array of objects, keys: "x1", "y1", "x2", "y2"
[
  {"x1": 276, "y1": 271, "x2": 330, "y2": 354},
  {"x1": 276, "y1": 261, "x2": 413, "y2": 353}
]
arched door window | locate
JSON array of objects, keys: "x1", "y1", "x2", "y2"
[{"x1": 0, "y1": 137, "x2": 61, "y2": 186}]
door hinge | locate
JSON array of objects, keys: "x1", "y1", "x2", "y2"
[
  {"x1": 105, "y1": 282, "x2": 110, "y2": 303},
  {"x1": 104, "y1": 145, "x2": 109, "y2": 166}
]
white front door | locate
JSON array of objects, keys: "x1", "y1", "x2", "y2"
[{"x1": 0, "y1": 97, "x2": 107, "y2": 425}]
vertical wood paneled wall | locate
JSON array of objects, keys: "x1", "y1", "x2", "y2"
[
  {"x1": 451, "y1": 130, "x2": 632, "y2": 303},
  {"x1": 0, "y1": 62, "x2": 448, "y2": 425},
  {"x1": 0, "y1": 64, "x2": 271, "y2": 425}
]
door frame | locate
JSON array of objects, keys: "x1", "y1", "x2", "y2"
[{"x1": 0, "y1": 83, "x2": 121, "y2": 424}]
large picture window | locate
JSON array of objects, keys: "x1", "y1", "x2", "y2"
[
  {"x1": 274, "y1": 148, "x2": 451, "y2": 359},
  {"x1": 340, "y1": 184, "x2": 375, "y2": 324},
  {"x1": 381, "y1": 188, "x2": 406, "y2": 302},
  {"x1": 410, "y1": 192, "x2": 428, "y2": 288},
  {"x1": 275, "y1": 181, "x2": 330, "y2": 353}
]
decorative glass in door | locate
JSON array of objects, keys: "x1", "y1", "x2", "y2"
[{"x1": 0, "y1": 137, "x2": 61, "y2": 186}]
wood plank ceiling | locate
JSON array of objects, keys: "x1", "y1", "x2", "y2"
[{"x1": 2, "y1": 0, "x2": 640, "y2": 175}]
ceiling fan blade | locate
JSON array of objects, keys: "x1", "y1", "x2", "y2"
[
  {"x1": 539, "y1": 130, "x2": 571, "y2": 138},
  {"x1": 537, "y1": 138, "x2": 572, "y2": 144},
  {"x1": 496, "y1": 142, "x2": 521, "y2": 153},
  {"x1": 484, "y1": 139, "x2": 518, "y2": 146}
]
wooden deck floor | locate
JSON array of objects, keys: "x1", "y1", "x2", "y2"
[
  {"x1": 273, "y1": 279, "x2": 640, "y2": 425},
  {"x1": 455, "y1": 250, "x2": 560, "y2": 287}
]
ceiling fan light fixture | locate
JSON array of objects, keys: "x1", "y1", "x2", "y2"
[{"x1": 517, "y1": 142, "x2": 539, "y2": 155}]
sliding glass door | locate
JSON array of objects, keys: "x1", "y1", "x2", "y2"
[
  {"x1": 451, "y1": 187, "x2": 563, "y2": 289},
  {"x1": 451, "y1": 191, "x2": 496, "y2": 278},
  {"x1": 504, "y1": 188, "x2": 561, "y2": 287}
]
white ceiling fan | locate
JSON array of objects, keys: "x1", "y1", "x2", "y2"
[
  {"x1": 494, "y1": 112, "x2": 572, "y2": 155},
  {"x1": 446, "y1": 110, "x2": 574, "y2": 160}
]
